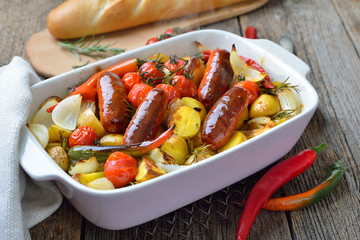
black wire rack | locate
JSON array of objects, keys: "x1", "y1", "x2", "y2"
[{"x1": 132, "y1": 178, "x2": 256, "y2": 240}]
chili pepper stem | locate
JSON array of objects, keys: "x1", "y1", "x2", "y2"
[{"x1": 311, "y1": 143, "x2": 326, "y2": 155}]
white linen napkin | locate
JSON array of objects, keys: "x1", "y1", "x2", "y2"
[{"x1": 0, "y1": 57, "x2": 62, "y2": 239}]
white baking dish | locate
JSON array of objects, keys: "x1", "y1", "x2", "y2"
[{"x1": 19, "y1": 29, "x2": 318, "y2": 230}]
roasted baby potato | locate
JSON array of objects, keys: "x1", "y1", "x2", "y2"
[
  {"x1": 219, "y1": 131, "x2": 248, "y2": 152},
  {"x1": 183, "y1": 56, "x2": 205, "y2": 86},
  {"x1": 180, "y1": 97, "x2": 207, "y2": 122},
  {"x1": 190, "y1": 131, "x2": 203, "y2": 149},
  {"x1": 68, "y1": 157, "x2": 99, "y2": 176},
  {"x1": 247, "y1": 117, "x2": 273, "y2": 130},
  {"x1": 235, "y1": 107, "x2": 249, "y2": 130},
  {"x1": 99, "y1": 134, "x2": 124, "y2": 146},
  {"x1": 46, "y1": 145, "x2": 70, "y2": 171},
  {"x1": 148, "y1": 53, "x2": 169, "y2": 63},
  {"x1": 184, "y1": 146, "x2": 216, "y2": 165},
  {"x1": 48, "y1": 124, "x2": 73, "y2": 143},
  {"x1": 149, "y1": 148, "x2": 178, "y2": 165},
  {"x1": 87, "y1": 177, "x2": 115, "y2": 190},
  {"x1": 162, "y1": 97, "x2": 184, "y2": 127},
  {"x1": 250, "y1": 94, "x2": 281, "y2": 118},
  {"x1": 135, "y1": 158, "x2": 166, "y2": 183},
  {"x1": 168, "y1": 106, "x2": 201, "y2": 138},
  {"x1": 160, "y1": 134, "x2": 189, "y2": 165},
  {"x1": 77, "y1": 108, "x2": 107, "y2": 137}
]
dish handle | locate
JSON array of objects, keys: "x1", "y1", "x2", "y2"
[
  {"x1": 19, "y1": 126, "x2": 61, "y2": 181},
  {"x1": 251, "y1": 39, "x2": 310, "y2": 77}
]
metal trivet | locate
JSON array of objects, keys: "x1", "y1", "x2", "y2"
[{"x1": 133, "y1": 178, "x2": 257, "y2": 240}]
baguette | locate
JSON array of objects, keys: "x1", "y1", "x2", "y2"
[{"x1": 47, "y1": 0, "x2": 249, "y2": 39}]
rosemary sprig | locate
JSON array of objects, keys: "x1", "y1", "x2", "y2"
[
  {"x1": 58, "y1": 35, "x2": 125, "y2": 61},
  {"x1": 72, "y1": 60, "x2": 90, "y2": 69},
  {"x1": 261, "y1": 77, "x2": 299, "y2": 95},
  {"x1": 271, "y1": 108, "x2": 298, "y2": 120},
  {"x1": 123, "y1": 99, "x2": 137, "y2": 118}
]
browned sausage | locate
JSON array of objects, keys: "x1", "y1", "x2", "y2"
[
  {"x1": 198, "y1": 49, "x2": 233, "y2": 109},
  {"x1": 122, "y1": 88, "x2": 168, "y2": 144},
  {"x1": 201, "y1": 86, "x2": 249, "y2": 149},
  {"x1": 97, "y1": 71, "x2": 129, "y2": 133}
]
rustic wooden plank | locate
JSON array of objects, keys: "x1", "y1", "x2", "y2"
[
  {"x1": 239, "y1": 0, "x2": 360, "y2": 239},
  {"x1": 29, "y1": 198, "x2": 82, "y2": 240}
]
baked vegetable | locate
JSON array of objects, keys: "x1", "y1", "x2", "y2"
[{"x1": 168, "y1": 106, "x2": 201, "y2": 138}]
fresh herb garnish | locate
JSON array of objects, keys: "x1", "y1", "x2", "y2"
[{"x1": 58, "y1": 35, "x2": 125, "y2": 61}]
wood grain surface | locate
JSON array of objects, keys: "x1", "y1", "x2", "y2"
[{"x1": 1, "y1": 0, "x2": 360, "y2": 239}]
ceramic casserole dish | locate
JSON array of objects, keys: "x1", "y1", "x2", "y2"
[{"x1": 19, "y1": 29, "x2": 318, "y2": 230}]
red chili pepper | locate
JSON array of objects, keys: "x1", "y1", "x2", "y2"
[
  {"x1": 68, "y1": 125, "x2": 175, "y2": 162},
  {"x1": 236, "y1": 143, "x2": 326, "y2": 240},
  {"x1": 202, "y1": 50, "x2": 211, "y2": 63},
  {"x1": 245, "y1": 26, "x2": 257, "y2": 39},
  {"x1": 239, "y1": 56, "x2": 274, "y2": 89},
  {"x1": 262, "y1": 160, "x2": 344, "y2": 211},
  {"x1": 233, "y1": 81, "x2": 260, "y2": 105},
  {"x1": 47, "y1": 58, "x2": 138, "y2": 112}
]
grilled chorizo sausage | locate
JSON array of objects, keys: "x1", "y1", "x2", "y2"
[
  {"x1": 97, "y1": 71, "x2": 129, "y2": 133},
  {"x1": 201, "y1": 86, "x2": 249, "y2": 149},
  {"x1": 198, "y1": 49, "x2": 233, "y2": 109},
  {"x1": 123, "y1": 88, "x2": 168, "y2": 144}
]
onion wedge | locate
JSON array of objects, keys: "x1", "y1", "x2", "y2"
[{"x1": 230, "y1": 44, "x2": 266, "y2": 83}]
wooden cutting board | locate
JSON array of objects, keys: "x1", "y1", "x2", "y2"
[{"x1": 26, "y1": 0, "x2": 268, "y2": 78}]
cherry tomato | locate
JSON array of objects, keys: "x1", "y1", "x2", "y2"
[
  {"x1": 164, "y1": 57, "x2": 186, "y2": 75},
  {"x1": 139, "y1": 61, "x2": 165, "y2": 86},
  {"x1": 69, "y1": 125, "x2": 97, "y2": 148},
  {"x1": 146, "y1": 37, "x2": 159, "y2": 45},
  {"x1": 171, "y1": 75, "x2": 198, "y2": 98},
  {"x1": 164, "y1": 28, "x2": 174, "y2": 35},
  {"x1": 104, "y1": 152, "x2": 138, "y2": 188},
  {"x1": 233, "y1": 81, "x2": 260, "y2": 105},
  {"x1": 122, "y1": 72, "x2": 142, "y2": 91},
  {"x1": 245, "y1": 26, "x2": 257, "y2": 39},
  {"x1": 156, "y1": 84, "x2": 181, "y2": 103},
  {"x1": 128, "y1": 83, "x2": 154, "y2": 107},
  {"x1": 162, "y1": 30, "x2": 173, "y2": 40}
]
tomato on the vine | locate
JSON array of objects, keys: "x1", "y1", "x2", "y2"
[
  {"x1": 164, "y1": 57, "x2": 186, "y2": 75},
  {"x1": 122, "y1": 72, "x2": 142, "y2": 91},
  {"x1": 104, "y1": 152, "x2": 138, "y2": 188},
  {"x1": 156, "y1": 84, "x2": 181, "y2": 103},
  {"x1": 171, "y1": 75, "x2": 198, "y2": 98},
  {"x1": 233, "y1": 81, "x2": 260, "y2": 105},
  {"x1": 128, "y1": 83, "x2": 154, "y2": 107},
  {"x1": 139, "y1": 61, "x2": 165, "y2": 86},
  {"x1": 69, "y1": 125, "x2": 97, "y2": 148},
  {"x1": 164, "y1": 28, "x2": 174, "y2": 35},
  {"x1": 146, "y1": 37, "x2": 158, "y2": 45}
]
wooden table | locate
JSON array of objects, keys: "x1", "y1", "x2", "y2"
[{"x1": 2, "y1": 0, "x2": 360, "y2": 239}]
